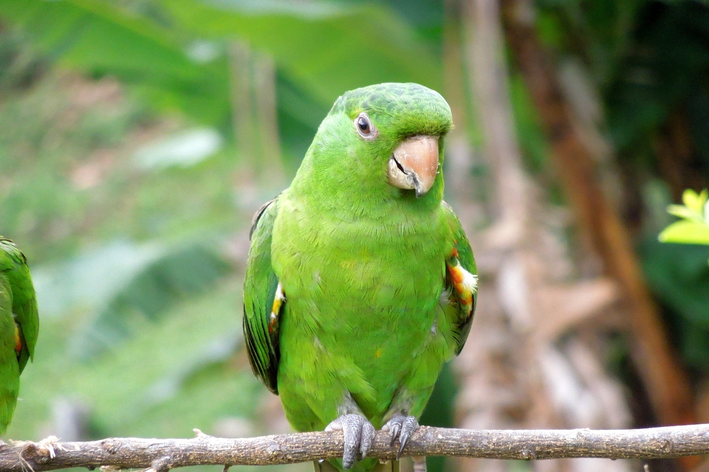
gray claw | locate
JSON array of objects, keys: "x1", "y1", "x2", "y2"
[
  {"x1": 326, "y1": 414, "x2": 376, "y2": 469},
  {"x1": 386, "y1": 421, "x2": 401, "y2": 446},
  {"x1": 382, "y1": 414, "x2": 419, "y2": 458}
]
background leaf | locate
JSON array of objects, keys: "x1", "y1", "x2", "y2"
[{"x1": 659, "y1": 220, "x2": 709, "y2": 245}]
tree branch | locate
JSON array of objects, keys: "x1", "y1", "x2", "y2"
[{"x1": 2, "y1": 424, "x2": 709, "y2": 471}]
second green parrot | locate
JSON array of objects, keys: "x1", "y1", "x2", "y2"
[
  {"x1": 243, "y1": 83, "x2": 477, "y2": 472},
  {"x1": 0, "y1": 237, "x2": 39, "y2": 435}
]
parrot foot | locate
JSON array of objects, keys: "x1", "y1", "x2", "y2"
[
  {"x1": 382, "y1": 414, "x2": 419, "y2": 458},
  {"x1": 325, "y1": 413, "x2": 376, "y2": 469}
]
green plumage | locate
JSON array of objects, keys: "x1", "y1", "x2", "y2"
[
  {"x1": 243, "y1": 83, "x2": 477, "y2": 472},
  {"x1": 0, "y1": 237, "x2": 39, "y2": 435}
]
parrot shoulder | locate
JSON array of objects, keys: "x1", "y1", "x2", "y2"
[{"x1": 440, "y1": 202, "x2": 478, "y2": 355}]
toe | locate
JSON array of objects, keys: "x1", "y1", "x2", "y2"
[
  {"x1": 383, "y1": 414, "x2": 404, "y2": 445},
  {"x1": 397, "y1": 416, "x2": 419, "y2": 457},
  {"x1": 326, "y1": 414, "x2": 376, "y2": 469},
  {"x1": 388, "y1": 422, "x2": 401, "y2": 446},
  {"x1": 359, "y1": 421, "x2": 376, "y2": 459},
  {"x1": 384, "y1": 414, "x2": 419, "y2": 458}
]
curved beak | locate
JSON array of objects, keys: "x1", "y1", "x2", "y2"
[{"x1": 386, "y1": 136, "x2": 439, "y2": 197}]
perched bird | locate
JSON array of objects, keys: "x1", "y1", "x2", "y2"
[
  {"x1": 0, "y1": 237, "x2": 39, "y2": 434},
  {"x1": 243, "y1": 83, "x2": 477, "y2": 472}
]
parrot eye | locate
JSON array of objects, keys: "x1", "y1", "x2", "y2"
[{"x1": 354, "y1": 113, "x2": 377, "y2": 140}]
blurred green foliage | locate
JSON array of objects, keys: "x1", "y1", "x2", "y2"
[{"x1": 641, "y1": 240, "x2": 709, "y2": 372}]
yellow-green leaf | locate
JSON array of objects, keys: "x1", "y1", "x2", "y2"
[
  {"x1": 659, "y1": 220, "x2": 709, "y2": 245},
  {"x1": 682, "y1": 189, "x2": 708, "y2": 214},
  {"x1": 667, "y1": 204, "x2": 701, "y2": 222}
]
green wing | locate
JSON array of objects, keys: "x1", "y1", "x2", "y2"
[
  {"x1": 0, "y1": 237, "x2": 39, "y2": 372},
  {"x1": 0, "y1": 274, "x2": 18, "y2": 434},
  {"x1": 441, "y1": 203, "x2": 478, "y2": 355},
  {"x1": 242, "y1": 199, "x2": 281, "y2": 394},
  {"x1": 0, "y1": 237, "x2": 39, "y2": 434}
]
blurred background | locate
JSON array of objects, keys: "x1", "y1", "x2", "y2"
[{"x1": 1, "y1": 0, "x2": 709, "y2": 471}]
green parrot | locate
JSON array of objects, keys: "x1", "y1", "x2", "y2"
[
  {"x1": 0, "y1": 237, "x2": 39, "y2": 435},
  {"x1": 243, "y1": 83, "x2": 477, "y2": 472}
]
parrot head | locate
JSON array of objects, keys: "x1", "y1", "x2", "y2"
[{"x1": 293, "y1": 83, "x2": 453, "y2": 207}]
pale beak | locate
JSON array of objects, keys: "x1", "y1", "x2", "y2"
[{"x1": 387, "y1": 136, "x2": 439, "y2": 197}]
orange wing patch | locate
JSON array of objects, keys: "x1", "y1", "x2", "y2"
[{"x1": 446, "y1": 257, "x2": 477, "y2": 318}]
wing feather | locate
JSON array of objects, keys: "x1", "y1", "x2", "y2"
[
  {"x1": 0, "y1": 237, "x2": 38, "y2": 372},
  {"x1": 242, "y1": 199, "x2": 281, "y2": 394},
  {"x1": 441, "y1": 203, "x2": 478, "y2": 355}
]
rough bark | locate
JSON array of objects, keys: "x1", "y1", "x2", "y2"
[{"x1": 2, "y1": 425, "x2": 709, "y2": 471}]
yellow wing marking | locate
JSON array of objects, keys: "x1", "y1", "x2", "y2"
[{"x1": 268, "y1": 283, "x2": 286, "y2": 334}]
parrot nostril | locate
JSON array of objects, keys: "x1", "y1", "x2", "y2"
[{"x1": 392, "y1": 156, "x2": 408, "y2": 175}]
